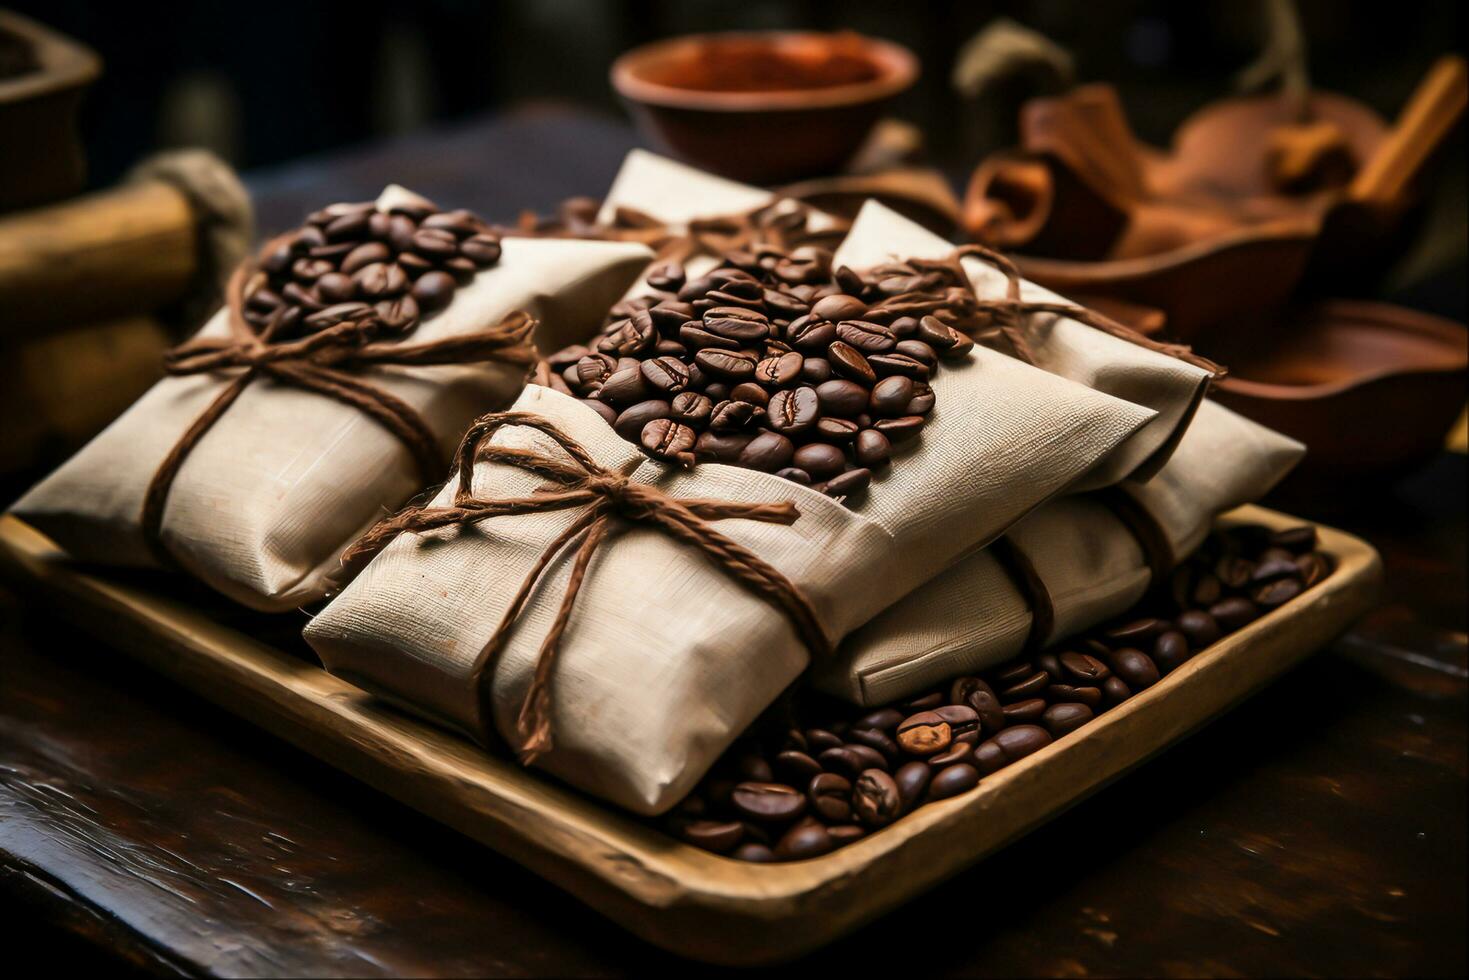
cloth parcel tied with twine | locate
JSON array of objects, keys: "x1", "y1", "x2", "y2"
[
  {"x1": 306, "y1": 320, "x2": 1156, "y2": 815},
  {"x1": 586, "y1": 150, "x2": 1219, "y2": 487},
  {"x1": 817, "y1": 399, "x2": 1305, "y2": 705},
  {"x1": 12, "y1": 185, "x2": 653, "y2": 611}
]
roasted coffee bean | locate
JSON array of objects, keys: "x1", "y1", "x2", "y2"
[
  {"x1": 800, "y1": 357, "x2": 832, "y2": 384},
  {"x1": 873, "y1": 415, "x2": 925, "y2": 442},
  {"x1": 1271, "y1": 525, "x2": 1317, "y2": 553},
  {"x1": 869, "y1": 376, "x2": 916, "y2": 417},
  {"x1": 732, "y1": 842, "x2": 776, "y2": 862},
  {"x1": 281, "y1": 282, "x2": 324, "y2": 311},
  {"x1": 1110, "y1": 648, "x2": 1160, "y2": 690},
  {"x1": 1102, "y1": 676, "x2": 1132, "y2": 707},
  {"x1": 1046, "y1": 684, "x2": 1102, "y2": 707},
  {"x1": 639, "y1": 419, "x2": 696, "y2": 464},
  {"x1": 735, "y1": 752, "x2": 774, "y2": 782},
  {"x1": 709, "y1": 399, "x2": 760, "y2": 431},
  {"x1": 374, "y1": 294, "x2": 419, "y2": 330},
  {"x1": 1152, "y1": 631, "x2": 1191, "y2": 674},
  {"x1": 303, "y1": 301, "x2": 369, "y2": 329},
  {"x1": 815, "y1": 417, "x2": 860, "y2": 443},
  {"x1": 613, "y1": 400, "x2": 671, "y2": 442},
  {"x1": 341, "y1": 241, "x2": 391, "y2": 274},
  {"x1": 1105, "y1": 617, "x2": 1168, "y2": 646},
  {"x1": 1296, "y1": 552, "x2": 1331, "y2": 587},
  {"x1": 1043, "y1": 702, "x2": 1094, "y2": 737},
  {"x1": 1215, "y1": 555, "x2": 1255, "y2": 588},
  {"x1": 755, "y1": 351, "x2": 803, "y2": 386},
  {"x1": 1210, "y1": 596, "x2": 1260, "y2": 631},
  {"x1": 1176, "y1": 609, "x2": 1221, "y2": 649},
  {"x1": 967, "y1": 690, "x2": 1007, "y2": 736},
  {"x1": 598, "y1": 368, "x2": 652, "y2": 407},
  {"x1": 928, "y1": 763, "x2": 980, "y2": 800},
  {"x1": 669, "y1": 391, "x2": 713, "y2": 426},
  {"x1": 1002, "y1": 698, "x2": 1048, "y2": 723},
  {"x1": 793, "y1": 442, "x2": 846, "y2": 480},
  {"x1": 737, "y1": 431, "x2": 795, "y2": 472},
  {"x1": 776, "y1": 466, "x2": 812, "y2": 484},
  {"x1": 603, "y1": 314, "x2": 658, "y2": 357},
  {"x1": 852, "y1": 769, "x2": 902, "y2": 827},
  {"x1": 808, "y1": 773, "x2": 852, "y2": 822},
  {"x1": 827, "y1": 341, "x2": 877, "y2": 384},
  {"x1": 1192, "y1": 571, "x2": 1224, "y2": 606},
  {"x1": 927, "y1": 742, "x2": 974, "y2": 768},
  {"x1": 775, "y1": 822, "x2": 833, "y2": 860},
  {"x1": 818, "y1": 746, "x2": 866, "y2": 780},
  {"x1": 868, "y1": 352, "x2": 930, "y2": 380},
  {"x1": 573, "y1": 353, "x2": 616, "y2": 389},
  {"x1": 704, "y1": 307, "x2": 770, "y2": 343},
  {"x1": 812, "y1": 294, "x2": 866, "y2": 321},
  {"x1": 857, "y1": 707, "x2": 904, "y2": 731},
  {"x1": 992, "y1": 659, "x2": 1034, "y2": 684},
  {"x1": 896, "y1": 711, "x2": 951, "y2": 756},
  {"x1": 353, "y1": 262, "x2": 408, "y2": 298},
  {"x1": 679, "y1": 819, "x2": 744, "y2": 853},
  {"x1": 1253, "y1": 576, "x2": 1303, "y2": 607},
  {"x1": 410, "y1": 227, "x2": 458, "y2": 257},
  {"x1": 975, "y1": 725, "x2": 1052, "y2": 771},
  {"x1": 805, "y1": 728, "x2": 843, "y2": 753},
  {"x1": 815, "y1": 379, "x2": 869, "y2": 417},
  {"x1": 694, "y1": 348, "x2": 757, "y2": 381},
  {"x1": 461, "y1": 234, "x2": 502, "y2": 266},
  {"x1": 412, "y1": 271, "x2": 457, "y2": 313},
  {"x1": 845, "y1": 744, "x2": 889, "y2": 772},
  {"x1": 835, "y1": 320, "x2": 897, "y2": 353},
  {"x1": 1059, "y1": 651, "x2": 1111, "y2": 684},
  {"x1": 906, "y1": 386, "x2": 936, "y2": 415},
  {"x1": 324, "y1": 209, "x2": 372, "y2": 241},
  {"x1": 639, "y1": 355, "x2": 693, "y2": 394},
  {"x1": 902, "y1": 691, "x2": 946, "y2": 711},
  {"x1": 824, "y1": 468, "x2": 871, "y2": 498},
  {"x1": 732, "y1": 782, "x2": 806, "y2": 824},
  {"x1": 695, "y1": 430, "x2": 755, "y2": 463},
  {"x1": 291, "y1": 257, "x2": 335, "y2": 282},
  {"x1": 1000, "y1": 671, "x2": 1051, "y2": 702},
  {"x1": 767, "y1": 387, "x2": 821, "y2": 435},
  {"x1": 895, "y1": 339, "x2": 937, "y2": 367},
  {"x1": 316, "y1": 272, "x2": 356, "y2": 303},
  {"x1": 582, "y1": 399, "x2": 619, "y2": 426},
  {"x1": 854, "y1": 429, "x2": 891, "y2": 467},
  {"x1": 645, "y1": 261, "x2": 686, "y2": 292},
  {"x1": 787, "y1": 316, "x2": 838, "y2": 351},
  {"x1": 893, "y1": 760, "x2": 931, "y2": 812},
  {"x1": 847, "y1": 727, "x2": 900, "y2": 764},
  {"x1": 916, "y1": 315, "x2": 960, "y2": 350}
]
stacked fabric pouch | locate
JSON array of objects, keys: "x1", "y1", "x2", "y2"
[
  {"x1": 12, "y1": 185, "x2": 652, "y2": 610},
  {"x1": 303, "y1": 207, "x2": 1172, "y2": 814},
  {"x1": 817, "y1": 399, "x2": 1305, "y2": 704}
]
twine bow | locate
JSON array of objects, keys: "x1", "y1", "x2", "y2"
[
  {"x1": 871, "y1": 243, "x2": 1226, "y2": 380},
  {"x1": 341, "y1": 411, "x2": 833, "y2": 765},
  {"x1": 141, "y1": 237, "x2": 539, "y2": 562}
]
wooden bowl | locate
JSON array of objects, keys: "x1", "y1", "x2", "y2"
[
  {"x1": 1209, "y1": 300, "x2": 1467, "y2": 478},
  {"x1": 611, "y1": 31, "x2": 917, "y2": 185},
  {"x1": 0, "y1": 11, "x2": 99, "y2": 213}
]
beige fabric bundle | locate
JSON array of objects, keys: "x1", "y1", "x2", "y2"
[
  {"x1": 12, "y1": 186, "x2": 652, "y2": 611},
  {"x1": 816, "y1": 400, "x2": 1305, "y2": 704},
  {"x1": 306, "y1": 305, "x2": 1157, "y2": 814},
  {"x1": 597, "y1": 151, "x2": 1213, "y2": 487}
]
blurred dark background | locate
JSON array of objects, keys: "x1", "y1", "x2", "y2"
[{"x1": 14, "y1": 0, "x2": 1464, "y2": 185}]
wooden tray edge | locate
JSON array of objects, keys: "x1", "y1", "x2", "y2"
[{"x1": 0, "y1": 506, "x2": 1383, "y2": 964}]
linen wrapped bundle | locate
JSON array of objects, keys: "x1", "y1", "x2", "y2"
[
  {"x1": 303, "y1": 222, "x2": 1170, "y2": 813},
  {"x1": 817, "y1": 399, "x2": 1305, "y2": 704},
  {"x1": 12, "y1": 186, "x2": 653, "y2": 610},
  {"x1": 591, "y1": 150, "x2": 1219, "y2": 487}
]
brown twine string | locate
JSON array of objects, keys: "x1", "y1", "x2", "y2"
[
  {"x1": 992, "y1": 535, "x2": 1057, "y2": 654},
  {"x1": 1097, "y1": 486, "x2": 1177, "y2": 585},
  {"x1": 339, "y1": 411, "x2": 833, "y2": 765},
  {"x1": 140, "y1": 240, "x2": 540, "y2": 564},
  {"x1": 885, "y1": 243, "x2": 1226, "y2": 380}
]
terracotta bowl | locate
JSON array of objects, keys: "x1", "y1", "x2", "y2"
[
  {"x1": 1208, "y1": 300, "x2": 1467, "y2": 479},
  {"x1": 0, "y1": 10, "x2": 99, "y2": 213},
  {"x1": 611, "y1": 31, "x2": 917, "y2": 185}
]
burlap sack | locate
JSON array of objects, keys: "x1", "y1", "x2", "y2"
[
  {"x1": 816, "y1": 400, "x2": 1305, "y2": 704},
  {"x1": 12, "y1": 186, "x2": 653, "y2": 611},
  {"x1": 596, "y1": 151, "x2": 1213, "y2": 486},
  {"x1": 306, "y1": 308, "x2": 1156, "y2": 814}
]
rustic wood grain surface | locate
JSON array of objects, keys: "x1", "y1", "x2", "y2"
[{"x1": 1, "y1": 108, "x2": 1464, "y2": 976}]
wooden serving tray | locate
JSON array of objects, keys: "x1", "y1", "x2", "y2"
[{"x1": 0, "y1": 506, "x2": 1381, "y2": 965}]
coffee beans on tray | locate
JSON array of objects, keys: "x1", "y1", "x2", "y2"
[
  {"x1": 541, "y1": 245, "x2": 977, "y2": 502},
  {"x1": 663, "y1": 522, "x2": 1333, "y2": 861},
  {"x1": 241, "y1": 192, "x2": 503, "y2": 339}
]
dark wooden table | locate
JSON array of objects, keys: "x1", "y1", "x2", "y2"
[{"x1": 2, "y1": 108, "x2": 1465, "y2": 977}]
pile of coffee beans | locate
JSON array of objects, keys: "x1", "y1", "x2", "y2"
[
  {"x1": 540, "y1": 246, "x2": 977, "y2": 501},
  {"x1": 241, "y1": 193, "x2": 503, "y2": 338},
  {"x1": 664, "y1": 521, "x2": 1333, "y2": 861}
]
